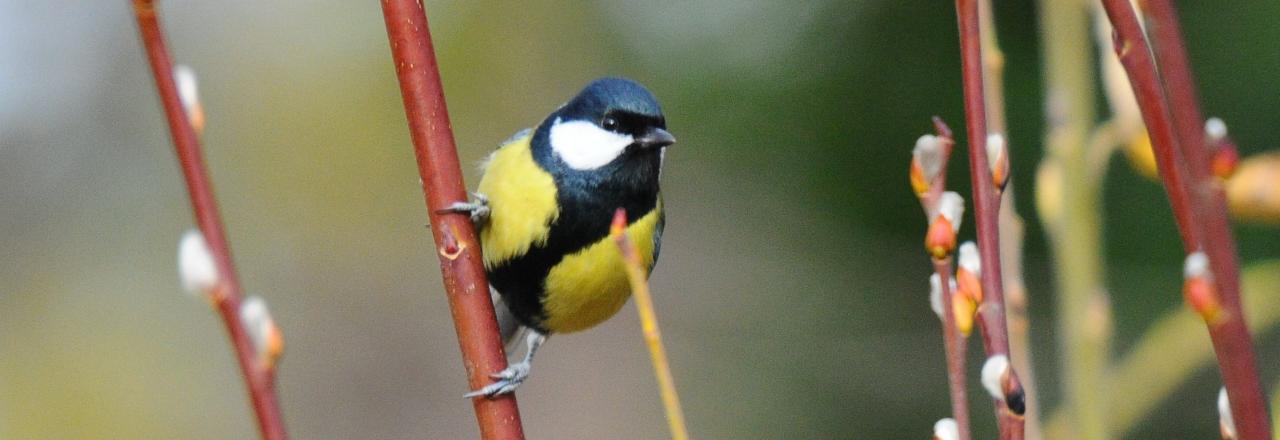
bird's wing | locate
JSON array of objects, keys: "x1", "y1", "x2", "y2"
[
  {"x1": 489, "y1": 285, "x2": 527, "y2": 346},
  {"x1": 649, "y1": 200, "x2": 665, "y2": 272}
]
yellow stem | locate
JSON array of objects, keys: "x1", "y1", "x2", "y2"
[{"x1": 614, "y1": 226, "x2": 689, "y2": 440}]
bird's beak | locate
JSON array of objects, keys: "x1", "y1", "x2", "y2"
[{"x1": 635, "y1": 127, "x2": 676, "y2": 149}]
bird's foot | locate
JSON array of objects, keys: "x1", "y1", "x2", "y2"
[
  {"x1": 463, "y1": 360, "x2": 531, "y2": 398},
  {"x1": 438, "y1": 192, "x2": 490, "y2": 223}
]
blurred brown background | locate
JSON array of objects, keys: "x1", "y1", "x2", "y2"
[{"x1": 3, "y1": 1, "x2": 1280, "y2": 438}]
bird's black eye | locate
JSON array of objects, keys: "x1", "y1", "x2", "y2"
[{"x1": 602, "y1": 117, "x2": 619, "y2": 131}]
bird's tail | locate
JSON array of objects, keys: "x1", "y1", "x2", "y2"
[{"x1": 490, "y1": 286, "x2": 527, "y2": 349}]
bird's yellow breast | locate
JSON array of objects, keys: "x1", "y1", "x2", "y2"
[
  {"x1": 541, "y1": 206, "x2": 660, "y2": 333},
  {"x1": 477, "y1": 134, "x2": 559, "y2": 266}
]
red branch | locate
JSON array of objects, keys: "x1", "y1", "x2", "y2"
[
  {"x1": 379, "y1": 1, "x2": 526, "y2": 438},
  {"x1": 953, "y1": 0, "x2": 1024, "y2": 437},
  {"x1": 1103, "y1": 1, "x2": 1269, "y2": 438},
  {"x1": 1142, "y1": 0, "x2": 1248, "y2": 335},
  {"x1": 130, "y1": 1, "x2": 288, "y2": 439}
]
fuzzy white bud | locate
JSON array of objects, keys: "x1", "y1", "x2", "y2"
[
  {"x1": 986, "y1": 133, "x2": 1006, "y2": 170},
  {"x1": 928, "y1": 274, "x2": 959, "y2": 321},
  {"x1": 1184, "y1": 251, "x2": 1210, "y2": 279},
  {"x1": 178, "y1": 230, "x2": 219, "y2": 296},
  {"x1": 958, "y1": 241, "x2": 981, "y2": 276},
  {"x1": 981, "y1": 354, "x2": 1010, "y2": 401},
  {"x1": 933, "y1": 418, "x2": 959, "y2": 440},
  {"x1": 914, "y1": 134, "x2": 945, "y2": 183},
  {"x1": 929, "y1": 274, "x2": 944, "y2": 319},
  {"x1": 174, "y1": 65, "x2": 200, "y2": 116},
  {"x1": 1206, "y1": 117, "x2": 1228, "y2": 142},
  {"x1": 1218, "y1": 387, "x2": 1236, "y2": 439},
  {"x1": 936, "y1": 192, "x2": 965, "y2": 232},
  {"x1": 240, "y1": 296, "x2": 281, "y2": 368}
]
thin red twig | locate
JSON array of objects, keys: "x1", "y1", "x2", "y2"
[
  {"x1": 934, "y1": 257, "x2": 971, "y2": 440},
  {"x1": 379, "y1": 1, "x2": 526, "y2": 438},
  {"x1": 953, "y1": 0, "x2": 1024, "y2": 437},
  {"x1": 1104, "y1": 1, "x2": 1269, "y2": 438},
  {"x1": 130, "y1": 2, "x2": 288, "y2": 439},
  {"x1": 917, "y1": 118, "x2": 971, "y2": 440},
  {"x1": 1100, "y1": 1, "x2": 1196, "y2": 245}
]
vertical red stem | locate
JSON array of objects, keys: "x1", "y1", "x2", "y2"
[
  {"x1": 953, "y1": 0, "x2": 1023, "y2": 437},
  {"x1": 934, "y1": 259, "x2": 972, "y2": 440},
  {"x1": 130, "y1": 2, "x2": 288, "y2": 439},
  {"x1": 955, "y1": 0, "x2": 1006, "y2": 358},
  {"x1": 1101, "y1": 1, "x2": 1269, "y2": 438},
  {"x1": 379, "y1": 1, "x2": 526, "y2": 439}
]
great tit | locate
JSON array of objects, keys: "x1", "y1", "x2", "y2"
[{"x1": 449, "y1": 78, "x2": 675, "y2": 398}]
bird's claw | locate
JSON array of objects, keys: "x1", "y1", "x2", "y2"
[
  {"x1": 464, "y1": 361, "x2": 530, "y2": 398},
  {"x1": 438, "y1": 192, "x2": 490, "y2": 223}
]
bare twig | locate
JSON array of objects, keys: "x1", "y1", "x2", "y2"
[
  {"x1": 611, "y1": 209, "x2": 689, "y2": 440},
  {"x1": 1098, "y1": 1, "x2": 1194, "y2": 243},
  {"x1": 1100, "y1": 1, "x2": 1269, "y2": 438},
  {"x1": 130, "y1": 2, "x2": 288, "y2": 439},
  {"x1": 978, "y1": 0, "x2": 1039, "y2": 435},
  {"x1": 379, "y1": 1, "x2": 525, "y2": 438},
  {"x1": 953, "y1": 0, "x2": 1025, "y2": 436}
]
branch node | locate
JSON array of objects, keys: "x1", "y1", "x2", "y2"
[{"x1": 439, "y1": 225, "x2": 466, "y2": 261}]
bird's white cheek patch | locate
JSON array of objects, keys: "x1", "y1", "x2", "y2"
[{"x1": 548, "y1": 118, "x2": 634, "y2": 170}]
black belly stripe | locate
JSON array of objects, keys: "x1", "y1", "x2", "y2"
[{"x1": 487, "y1": 156, "x2": 663, "y2": 332}]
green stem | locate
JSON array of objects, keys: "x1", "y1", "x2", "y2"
[{"x1": 1037, "y1": 0, "x2": 1108, "y2": 438}]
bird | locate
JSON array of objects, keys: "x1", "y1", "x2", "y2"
[{"x1": 444, "y1": 77, "x2": 675, "y2": 398}]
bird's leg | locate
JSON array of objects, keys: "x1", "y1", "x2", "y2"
[
  {"x1": 438, "y1": 191, "x2": 490, "y2": 224},
  {"x1": 464, "y1": 330, "x2": 547, "y2": 398}
]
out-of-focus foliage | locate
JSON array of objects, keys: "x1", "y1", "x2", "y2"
[{"x1": 2, "y1": 1, "x2": 1279, "y2": 438}]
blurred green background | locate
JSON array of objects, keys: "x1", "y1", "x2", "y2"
[{"x1": 3, "y1": 1, "x2": 1279, "y2": 438}]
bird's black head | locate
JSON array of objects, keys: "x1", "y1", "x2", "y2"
[
  {"x1": 560, "y1": 77, "x2": 665, "y2": 127},
  {"x1": 536, "y1": 78, "x2": 675, "y2": 172}
]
